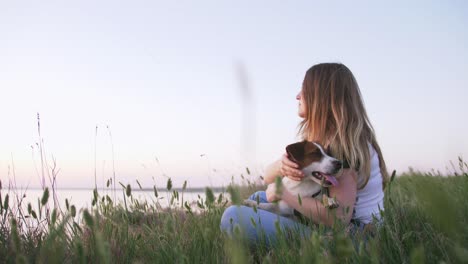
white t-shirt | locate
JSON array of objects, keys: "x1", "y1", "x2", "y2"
[{"x1": 352, "y1": 144, "x2": 385, "y2": 224}]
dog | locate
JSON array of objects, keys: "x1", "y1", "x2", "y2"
[{"x1": 244, "y1": 141, "x2": 343, "y2": 216}]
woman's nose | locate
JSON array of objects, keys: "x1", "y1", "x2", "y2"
[{"x1": 296, "y1": 92, "x2": 301, "y2": 100}]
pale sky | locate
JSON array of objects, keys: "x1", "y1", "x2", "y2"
[{"x1": 1, "y1": 1, "x2": 467, "y2": 189}]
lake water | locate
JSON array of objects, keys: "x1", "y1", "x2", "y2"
[{"x1": 5, "y1": 188, "x2": 225, "y2": 211}]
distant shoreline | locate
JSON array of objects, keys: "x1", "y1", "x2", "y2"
[{"x1": 25, "y1": 187, "x2": 228, "y2": 193}]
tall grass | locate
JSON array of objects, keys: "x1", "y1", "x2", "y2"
[
  {"x1": 1, "y1": 168, "x2": 468, "y2": 263},
  {"x1": 1, "y1": 115, "x2": 467, "y2": 262}
]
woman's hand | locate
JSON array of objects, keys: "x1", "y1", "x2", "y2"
[{"x1": 280, "y1": 154, "x2": 304, "y2": 181}]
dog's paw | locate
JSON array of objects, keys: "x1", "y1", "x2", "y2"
[
  {"x1": 243, "y1": 199, "x2": 259, "y2": 207},
  {"x1": 322, "y1": 195, "x2": 339, "y2": 209}
]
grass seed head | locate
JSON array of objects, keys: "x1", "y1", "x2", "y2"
[
  {"x1": 205, "y1": 187, "x2": 215, "y2": 205},
  {"x1": 83, "y1": 209, "x2": 94, "y2": 227},
  {"x1": 227, "y1": 185, "x2": 241, "y2": 205},
  {"x1": 167, "y1": 178, "x2": 172, "y2": 191},
  {"x1": 126, "y1": 184, "x2": 132, "y2": 197}
]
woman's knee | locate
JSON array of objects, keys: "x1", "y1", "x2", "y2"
[
  {"x1": 248, "y1": 191, "x2": 267, "y2": 202},
  {"x1": 220, "y1": 205, "x2": 240, "y2": 233}
]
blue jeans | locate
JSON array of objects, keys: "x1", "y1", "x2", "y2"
[{"x1": 220, "y1": 191, "x2": 311, "y2": 246}]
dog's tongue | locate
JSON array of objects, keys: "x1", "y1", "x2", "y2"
[{"x1": 324, "y1": 175, "x2": 339, "y2": 186}]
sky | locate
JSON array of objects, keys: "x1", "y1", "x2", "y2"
[{"x1": 0, "y1": 1, "x2": 467, "y2": 189}]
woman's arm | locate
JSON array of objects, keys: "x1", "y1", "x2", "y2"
[
  {"x1": 263, "y1": 159, "x2": 282, "y2": 184},
  {"x1": 279, "y1": 169, "x2": 358, "y2": 226},
  {"x1": 264, "y1": 154, "x2": 305, "y2": 184}
]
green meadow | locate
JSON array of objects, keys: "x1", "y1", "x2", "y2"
[{"x1": 1, "y1": 163, "x2": 468, "y2": 263}]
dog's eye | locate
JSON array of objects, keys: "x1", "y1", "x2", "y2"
[{"x1": 312, "y1": 172, "x2": 323, "y2": 179}]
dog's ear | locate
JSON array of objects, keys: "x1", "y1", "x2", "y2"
[
  {"x1": 285, "y1": 141, "x2": 307, "y2": 167},
  {"x1": 304, "y1": 141, "x2": 321, "y2": 155}
]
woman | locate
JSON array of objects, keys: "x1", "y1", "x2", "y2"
[{"x1": 220, "y1": 63, "x2": 389, "y2": 244}]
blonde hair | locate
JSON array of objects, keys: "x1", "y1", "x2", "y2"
[{"x1": 298, "y1": 63, "x2": 388, "y2": 189}]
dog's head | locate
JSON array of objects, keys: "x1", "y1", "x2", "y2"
[{"x1": 286, "y1": 141, "x2": 343, "y2": 187}]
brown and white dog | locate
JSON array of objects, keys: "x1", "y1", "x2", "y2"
[{"x1": 244, "y1": 141, "x2": 343, "y2": 216}]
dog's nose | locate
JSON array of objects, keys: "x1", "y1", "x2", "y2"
[{"x1": 333, "y1": 160, "x2": 343, "y2": 169}]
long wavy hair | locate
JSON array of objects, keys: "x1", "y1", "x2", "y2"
[{"x1": 298, "y1": 63, "x2": 388, "y2": 189}]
